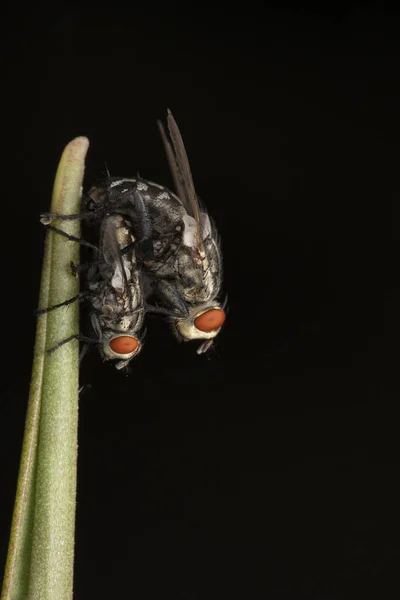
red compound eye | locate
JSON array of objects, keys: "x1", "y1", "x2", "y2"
[
  {"x1": 194, "y1": 309, "x2": 226, "y2": 332},
  {"x1": 109, "y1": 336, "x2": 139, "y2": 355}
]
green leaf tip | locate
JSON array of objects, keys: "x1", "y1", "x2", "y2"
[{"x1": 1, "y1": 136, "x2": 89, "y2": 600}]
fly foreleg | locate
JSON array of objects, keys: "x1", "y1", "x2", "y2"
[
  {"x1": 40, "y1": 211, "x2": 95, "y2": 223},
  {"x1": 47, "y1": 333, "x2": 99, "y2": 355},
  {"x1": 70, "y1": 259, "x2": 102, "y2": 277},
  {"x1": 128, "y1": 187, "x2": 154, "y2": 261},
  {"x1": 42, "y1": 224, "x2": 98, "y2": 251},
  {"x1": 36, "y1": 291, "x2": 93, "y2": 316},
  {"x1": 145, "y1": 304, "x2": 182, "y2": 317},
  {"x1": 146, "y1": 280, "x2": 188, "y2": 318}
]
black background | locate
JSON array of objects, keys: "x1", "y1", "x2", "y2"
[{"x1": 0, "y1": 3, "x2": 397, "y2": 598}]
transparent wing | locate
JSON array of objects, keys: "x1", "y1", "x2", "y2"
[
  {"x1": 101, "y1": 216, "x2": 133, "y2": 302},
  {"x1": 157, "y1": 109, "x2": 203, "y2": 249}
]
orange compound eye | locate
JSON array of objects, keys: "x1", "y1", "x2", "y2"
[
  {"x1": 194, "y1": 308, "x2": 226, "y2": 332},
  {"x1": 109, "y1": 336, "x2": 139, "y2": 355}
]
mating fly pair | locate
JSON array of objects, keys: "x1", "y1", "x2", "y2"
[{"x1": 40, "y1": 111, "x2": 226, "y2": 371}]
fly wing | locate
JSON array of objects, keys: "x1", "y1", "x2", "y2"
[
  {"x1": 157, "y1": 109, "x2": 203, "y2": 250},
  {"x1": 101, "y1": 216, "x2": 133, "y2": 303}
]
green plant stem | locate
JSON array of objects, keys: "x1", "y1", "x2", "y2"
[{"x1": 1, "y1": 136, "x2": 89, "y2": 600}]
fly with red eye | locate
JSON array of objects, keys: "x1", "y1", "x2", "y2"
[
  {"x1": 87, "y1": 213, "x2": 145, "y2": 370},
  {"x1": 38, "y1": 212, "x2": 146, "y2": 372},
  {"x1": 141, "y1": 109, "x2": 227, "y2": 352}
]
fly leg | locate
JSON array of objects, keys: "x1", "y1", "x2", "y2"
[
  {"x1": 36, "y1": 291, "x2": 93, "y2": 316},
  {"x1": 40, "y1": 209, "x2": 99, "y2": 250},
  {"x1": 146, "y1": 280, "x2": 188, "y2": 318},
  {"x1": 47, "y1": 333, "x2": 99, "y2": 355},
  {"x1": 36, "y1": 293, "x2": 99, "y2": 355},
  {"x1": 42, "y1": 224, "x2": 98, "y2": 251},
  {"x1": 120, "y1": 237, "x2": 153, "y2": 262},
  {"x1": 127, "y1": 184, "x2": 154, "y2": 261},
  {"x1": 40, "y1": 210, "x2": 95, "y2": 223},
  {"x1": 145, "y1": 304, "x2": 183, "y2": 317},
  {"x1": 70, "y1": 259, "x2": 102, "y2": 277}
]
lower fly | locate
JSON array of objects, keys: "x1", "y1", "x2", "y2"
[
  {"x1": 38, "y1": 212, "x2": 145, "y2": 371},
  {"x1": 87, "y1": 213, "x2": 145, "y2": 369}
]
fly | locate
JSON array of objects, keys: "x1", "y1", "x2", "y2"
[
  {"x1": 86, "y1": 213, "x2": 145, "y2": 369},
  {"x1": 38, "y1": 212, "x2": 145, "y2": 370},
  {"x1": 154, "y1": 110, "x2": 226, "y2": 353}
]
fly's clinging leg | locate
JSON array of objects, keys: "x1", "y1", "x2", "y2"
[
  {"x1": 47, "y1": 333, "x2": 99, "y2": 355},
  {"x1": 36, "y1": 291, "x2": 93, "y2": 316},
  {"x1": 42, "y1": 224, "x2": 98, "y2": 250},
  {"x1": 146, "y1": 279, "x2": 189, "y2": 317}
]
